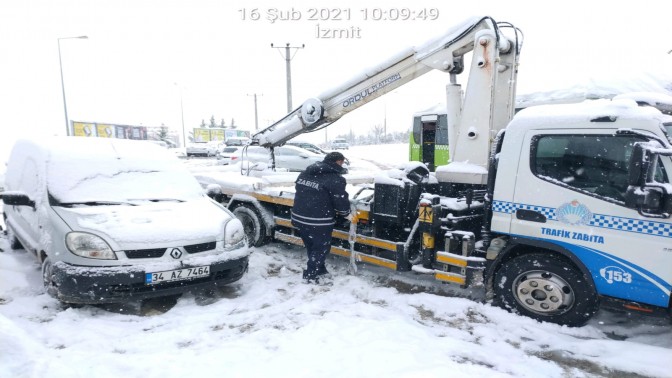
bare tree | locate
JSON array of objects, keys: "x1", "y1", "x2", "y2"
[{"x1": 370, "y1": 124, "x2": 385, "y2": 144}]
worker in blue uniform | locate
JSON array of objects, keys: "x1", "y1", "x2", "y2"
[{"x1": 291, "y1": 152, "x2": 350, "y2": 283}]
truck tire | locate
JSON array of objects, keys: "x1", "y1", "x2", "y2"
[
  {"x1": 232, "y1": 204, "x2": 268, "y2": 247},
  {"x1": 493, "y1": 253, "x2": 599, "y2": 327}
]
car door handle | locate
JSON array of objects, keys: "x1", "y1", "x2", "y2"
[{"x1": 516, "y1": 209, "x2": 547, "y2": 223}]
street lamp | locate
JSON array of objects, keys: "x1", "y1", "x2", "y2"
[
  {"x1": 58, "y1": 35, "x2": 88, "y2": 136},
  {"x1": 174, "y1": 83, "x2": 186, "y2": 147}
]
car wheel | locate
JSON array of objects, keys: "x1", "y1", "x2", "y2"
[
  {"x1": 6, "y1": 224, "x2": 24, "y2": 250},
  {"x1": 493, "y1": 253, "x2": 599, "y2": 327},
  {"x1": 42, "y1": 257, "x2": 59, "y2": 298},
  {"x1": 232, "y1": 204, "x2": 268, "y2": 247}
]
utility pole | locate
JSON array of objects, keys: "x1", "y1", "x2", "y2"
[
  {"x1": 58, "y1": 35, "x2": 88, "y2": 136},
  {"x1": 174, "y1": 83, "x2": 187, "y2": 147},
  {"x1": 271, "y1": 43, "x2": 304, "y2": 112},
  {"x1": 247, "y1": 93, "x2": 262, "y2": 131}
]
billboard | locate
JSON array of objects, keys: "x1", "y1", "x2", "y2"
[
  {"x1": 72, "y1": 122, "x2": 96, "y2": 137},
  {"x1": 225, "y1": 129, "x2": 251, "y2": 139},
  {"x1": 96, "y1": 124, "x2": 115, "y2": 138},
  {"x1": 192, "y1": 128, "x2": 249, "y2": 142},
  {"x1": 71, "y1": 121, "x2": 148, "y2": 140},
  {"x1": 193, "y1": 128, "x2": 211, "y2": 142},
  {"x1": 210, "y1": 129, "x2": 225, "y2": 142}
]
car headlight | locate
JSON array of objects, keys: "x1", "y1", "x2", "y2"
[
  {"x1": 66, "y1": 232, "x2": 117, "y2": 260},
  {"x1": 224, "y1": 218, "x2": 245, "y2": 248}
]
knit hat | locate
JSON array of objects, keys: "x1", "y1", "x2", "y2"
[{"x1": 324, "y1": 151, "x2": 345, "y2": 163}]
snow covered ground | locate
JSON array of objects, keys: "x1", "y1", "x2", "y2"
[{"x1": 1, "y1": 144, "x2": 671, "y2": 378}]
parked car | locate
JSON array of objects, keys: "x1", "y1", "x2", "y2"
[
  {"x1": 234, "y1": 145, "x2": 327, "y2": 172},
  {"x1": 285, "y1": 140, "x2": 327, "y2": 155},
  {"x1": 1, "y1": 137, "x2": 249, "y2": 304},
  {"x1": 217, "y1": 146, "x2": 242, "y2": 165},
  {"x1": 186, "y1": 141, "x2": 217, "y2": 157},
  {"x1": 149, "y1": 140, "x2": 169, "y2": 148},
  {"x1": 225, "y1": 137, "x2": 250, "y2": 147},
  {"x1": 331, "y1": 138, "x2": 350, "y2": 150}
]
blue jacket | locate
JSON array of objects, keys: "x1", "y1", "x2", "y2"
[{"x1": 291, "y1": 161, "x2": 350, "y2": 227}]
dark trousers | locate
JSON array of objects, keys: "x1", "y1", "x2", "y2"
[{"x1": 294, "y1": 223, "x2": 333, "y2": 280}]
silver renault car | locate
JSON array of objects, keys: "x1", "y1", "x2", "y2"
[{"x1": 1, "y1": 137, "x2": 249, "y2": 304}]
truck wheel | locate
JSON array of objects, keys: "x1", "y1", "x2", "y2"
[
  {"x1": 232, "y1": 204, "x2": 267, "y2": 247},
  {"x1": 493, "y1": 253, "x2": 599, "y2": 327},
  {"x1": 42, "y1": 257, "x2": 58, "y2": 298}
]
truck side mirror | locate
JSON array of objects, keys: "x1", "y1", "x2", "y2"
[
  {"x1": 624, "y1": 186, "x2": 663, "y2": 210},
  {"x1": 624, "y1": 142, "x2": 671, "y2": 217},
  {"x1": 627, "y1": 143, "x2": 645, "y2": 186},
  {"x1": 0, "y1": 191, "x2": 36, "y2": 209}
]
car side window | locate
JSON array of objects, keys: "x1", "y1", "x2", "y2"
[
  {"x1": 276, "y1": 148, "x2": 297, "y2": 156},
  {"x1": 531, "y1": 134, "x2": 661, "y2": 203},
  {"x1": 19, "y1": 158, "x2": 39, "y2": 198}
]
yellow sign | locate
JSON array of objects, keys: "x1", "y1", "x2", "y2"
[
  {"x1": 210, "y1": 129, "x2": 225, "y2": 141},
  {"x1": 419, "y1": 206, "x2": 433, "y2": 223},
  {"x1": 96, "y1": 124, "x2": 115, "y2": 138},
  {"x1": 193, "y1": 128, "x2": 210, "y2": 142},
  {"x1": 72, "y1": 122, "x2": 96, "y2": 137}
]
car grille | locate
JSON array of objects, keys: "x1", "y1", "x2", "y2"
[
  {"x1": 184, "y1": 242, "x2": 216, "y2": 254},
  {"x1": 124, "y1": 242, "x2": 215, "y2": 259},
  {"x1": 125, "y1": 248, "x2": 166, "y2": 259}
]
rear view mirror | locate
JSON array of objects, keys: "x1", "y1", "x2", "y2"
[
  {"x1": 625, "y1": 186, "x2": 663, "y2": 210},
  {"x1": 625, "y1": 141, "x2": 672, "y2": 218},
  {"x1": 627, "y1": 143, "x2": 645, "y2": 186},
  {"x1": 1, "y1": 191, "x2": 36, "y2": 209}
]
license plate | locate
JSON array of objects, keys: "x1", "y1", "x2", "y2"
[{"x1": 145, "y1": 265, "x2": 210, "y2": 285}]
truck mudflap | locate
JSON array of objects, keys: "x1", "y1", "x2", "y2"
[
  {"x1": 273, "y1": 216, "x2": 485, "y2": 287},
  {"x1": 432, "y1": 251, "x2": 486, "y2": 287}
]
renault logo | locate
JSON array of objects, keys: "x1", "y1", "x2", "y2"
[{"x1": 169, "y1": 248, "x2": 182, "y2": 259}]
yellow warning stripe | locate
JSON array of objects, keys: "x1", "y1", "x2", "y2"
[
  {"x1": 274, "y1": 217, "x2": 400, "y2": 252},
  {"x1": 436, "y1": 252, "x2": 468, "y2": 268},
  {"x1": 223, "y1": 189, "x2": 295, "y2": 207},
  {"x1": 434, "y1": 272, "x2": 466, "y2": 285},
  {"x1": 274, "y1": 232, "x2": 398, "y2": 271}
]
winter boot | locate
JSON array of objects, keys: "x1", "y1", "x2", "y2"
[{"x1": 302, "y1": 269, "x2": 319, "y2": 284}]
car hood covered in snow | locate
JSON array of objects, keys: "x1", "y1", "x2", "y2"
[{"x1": 52, "y1": 198, "x2": 231, "y2": 250}]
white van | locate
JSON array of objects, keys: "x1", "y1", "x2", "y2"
[
  {"x1": 1, "y1": 137, "x2": 249, "y2": 304},
  {"x1": 331, "y1": 138, "x2": 349, "y2": 150}
]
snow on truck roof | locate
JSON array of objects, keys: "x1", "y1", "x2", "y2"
[{"x1": 510, "y1": 98, "x2": 668, "y2": 131}]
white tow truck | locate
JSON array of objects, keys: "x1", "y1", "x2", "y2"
[{"x1": 213, "y1": 16, "x2": 672, "y2": 326}]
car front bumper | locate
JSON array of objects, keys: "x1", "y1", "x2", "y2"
[{"x1": 49, "y1": 254, "x2": 249, "y2": 304}]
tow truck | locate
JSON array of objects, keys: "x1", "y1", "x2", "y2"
[{"x1": 210, "y1": 16, "x2": 672, "y2": 326}]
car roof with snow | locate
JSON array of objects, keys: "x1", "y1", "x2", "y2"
[{"x1": 7, "y1": 137, "x2": 203, "y2": 204}]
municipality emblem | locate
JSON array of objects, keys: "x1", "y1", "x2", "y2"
[{"x1": 557, "y1": 200, "x2": 592, "y2": 226}]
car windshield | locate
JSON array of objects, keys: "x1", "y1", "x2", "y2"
[{"x1": 45, "y1": 139, "x2": 204, "y2": 204}]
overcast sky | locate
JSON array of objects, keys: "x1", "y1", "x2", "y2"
[{"x1": 0, "y1": 0, "x2": 670, "y2": 157}]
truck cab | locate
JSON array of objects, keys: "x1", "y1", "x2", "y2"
[{"x1": 487, "y1": 99, "x2": 672, "y2": 323}]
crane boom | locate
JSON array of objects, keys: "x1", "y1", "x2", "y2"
[{"x1": 252, "y1": 16, "x2": 521, "y2": 184}]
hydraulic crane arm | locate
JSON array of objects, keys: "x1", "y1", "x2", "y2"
[{"x1": 252, "y1": 16, "x2": 519, "y2": 150}]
